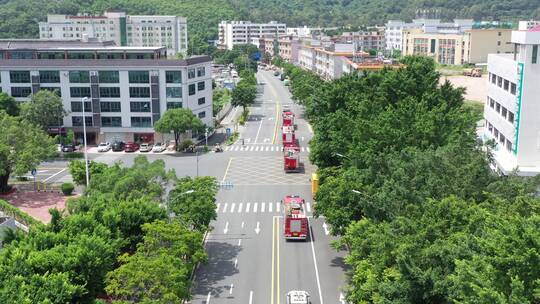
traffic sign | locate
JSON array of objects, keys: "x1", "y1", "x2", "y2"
[
  {"x1": 31, "y1": 169, "x2": 37, "y2": 176},
  {"x1": 226, "y1": 128, "x2": 231, "y2": 136}
]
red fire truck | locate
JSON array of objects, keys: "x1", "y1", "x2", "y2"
[
  {"x1": 282, "y1": 109, "x2": 295, "y2": 127},
  {"x1": 282, "y1": 125, "x2": 296, "y2": 146},
  {"x1": 284, "y1": 146, "x2": 300, "y2": 172},
  {"x1": 282, "y1": 195, "x2": 309, "y2": 240}
]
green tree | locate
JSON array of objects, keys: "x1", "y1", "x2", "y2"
[
  {"x1": 231, "y1": 80, "x2": 256, "y2": 112},
  {"x1": 20, "y1": 90, "x2": 67, "y2": 131},
  {"x1": 154, "y1": 108, "x2": 204, "y2": 151},
  {"x1": 0, "y1": 112, "x2": 56, "y2": 193},
  {"x1": 68, "y1": 159, "x2": 108, "y2": 186},
  {"x1": 0, "y1": 92, "x2": 19, "y2": 116},
  {"x1": 168, "y1": 176, "x2": 218, "y2": 232}
]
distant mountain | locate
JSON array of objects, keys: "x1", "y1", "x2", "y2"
[{"x1": 0, "y1": 0, "x2": 538, "y2": 52}]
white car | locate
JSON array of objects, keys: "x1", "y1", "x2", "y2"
[
  {"x1": 152, "y1": 142, "x2": 166, "y2": 153},
  {"x1": 140, "y1": 143, "x2": 153, "y2": 152},
  {"x1": 286, "y1": 290, "x2": 310, "y2": 304},
  {"x1": 97, "y1": 142, "x2": 111, "y2": 152}
]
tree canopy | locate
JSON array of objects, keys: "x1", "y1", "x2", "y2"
[
  {"x1": 0, "y1": 92, "x2": 19, "y2": 116},
  {"x1": 20, "y1": 90, "x2": 66, "y2": 131},
  {"x1": 0, "y1": 112, "x2": 56, "y2": 193},
  {"x1": 231, "y1": 80, "x2": 257, "y2": 111},
  {"x1": 154, "y1": 108, "x2": 204, "y2": 151}
]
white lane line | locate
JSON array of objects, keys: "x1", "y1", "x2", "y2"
[
  {"x1": 306, "y1": 202, "x2": 311, "y2": 213},
  {"x1": 234, "y1": 146, "x2": 239, "y2": 151},
  {"x1": 241, "y1": 221, "x2": 245, "y2": 229},
  {"x1": 222, "y1": 203, "x2": 228, "y2": 213},
  {"x1": 277, "y1": 202, "x2": 281, "y2": 212},
  {"x1": 254, "y1": 114, "x2": 264, "y2": 143},
  {"x1": 230, "y1": 203, "x2": 236, "y2": 213},
  {"x1": 261, "y1": 202, "x2": 266, "y2": 212},
  {"x1": 308, "y1": 220, "x2": 324, "y2": 304},
  {"x1": 223, "y1": 222, "x2": 229, "y2": 234},
  {"x1": 229, "y1": 284, "x2": 234, "y2": 295},
  {"x1": 238, "y1": 203, "x2": 243, "y2": 213},
  {"x1": 206, "y1": 292, "x2": 211, "y2": 304},
  {"x1": 250, "y1": 146, "x2": 254, "y2": 151},
  {"x1": 266, "y1": 146, "x2": 269, "y2": 151},
  {"x1": 216, "y1": 203, "x2": 220, "y2": 212},
  {"x1": 253, "y1": 202, "x2": 258, "y2": 213},
  {"x1": 249, "y1": 291, "x2": 253, "y2": 304},
  {"x1": 269, "y1": 202, "x2": 273, "y2": 212},
  {"x1": 43, "y1": 168, "x2": 67, "y2": 182},
  {"x1": 234, "y1": 258, "x2": 238, "y2": 268},
  {"x1": 238, "y1": 239, "x2": 242, "y2": 246},
  {"x1": 246, "y1": 202, "x2": 251, "y2": 213},
  {"x1": 301, "y1": 147, "x2": 305, "y2": 152},
  {"x1": 255, "y1": 146, "x2": 259, "y2": 151}
]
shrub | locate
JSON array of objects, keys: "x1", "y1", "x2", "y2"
[
  {"x1": 61, "y1": 182, "x2": 75, "y2": 196},
  {"x1": 62, "y1": 152, "x2": 84, "y2": 159},
  {"x1": 179, "y1": 139, "x2": 194, "y2": 151}
]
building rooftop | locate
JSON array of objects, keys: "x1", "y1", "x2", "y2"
[
  {"x1": 0, "y1": 55, "x2": 212, "y2": 67},
  {"x1": 529, "y1": 24, "x2": 540, "y2": 32},
  {"x1": 0, "y1": 39, "x2": 166, "y2": 52}
]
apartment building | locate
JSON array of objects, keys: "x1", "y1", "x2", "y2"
[
  {"x1": 312, "y1": 43, "x2": 354, "y2": 80},
  {"x1": 402, "y1": 28, "x2": 513, "y2": 65},
  {"x1": 278, "y1": 36, "x2": 300, "y2": 63},
  {"x1": 483, "y1": 26, "x2": 540, "y2": 176},
  {"x1": 218, "y1": 21, "x2": 286, "y2": 50},
  {"x1": 341, "y1": 30, "x2": 386, "y2": 51},
  {"x1": 39, "y1": 12, "x2": 188, "y2": 57},
  {"x1": 0, "y1": 39, "x2": 212, "y2": 144}
]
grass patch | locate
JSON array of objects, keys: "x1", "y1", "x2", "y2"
[{"x1": 226, "y1": 132, "x2": 239, "y2": 145}]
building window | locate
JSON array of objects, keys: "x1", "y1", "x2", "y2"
[
  {"x1": 40, "y1": 87, "x2": 61, "y2": 97},
  {"x1": 130, "y1": 101, "x2": 151, "y2": 112},
  {"x1": 510, "y1": 82, "x2": 517, "y2": 95},
  {"x1": 70, "y1": 87, "x2": 91, "y2": 98},
  {"x1": 198, "y1": 111, "x2": 206, "y2": 118},
  {"x1": 497, "y1": 76, "x2": 502, "y2": 87},
  {"x1": 167, "y1": 102, "x2": 182, "y2": 109},
  {"x1": 533, "y1": 45, "x2": 538, "y2": 64},
  {"x1": 39, "y1": 71, "x2": 60, "y2": 83},
  {"x1": 99, "y1": 71, "x2": 119, "y2": 83},
  {"x1": 71, "y1": 101, "x2": 92, "y2": 112},
  {"x1": 72, "y1": 116, "x2": 93, "y2": 127},
  {"x1": 188, "y1": 84, "x2": 196, "y2": 96},
  {"x1": 503, "y1": 79, "x2": 509, "y2": 91},
  {"x1": 99, "y1": 87, "x2": 121, "y2": 98},
  {"x1": 197, "y1": 81, "x2": 205, "y2": 91},
  {"x1": 100, "y1": 102, "x2": 121, "y2": 112},
  {"x1": 9, "y1": 71, "x2": 31, "y2": 83},
  {"x1": 506, "y1": 139, "x2": 512, "y2": 152},
  {"x1": 198, "y1": 97, "x2": 206, "y2": 105},
  {"x1": 165, "y1": 71, "x2": 182, "y2": 83},
  {"x1": 197, "y1": 67, "x2": 205, "y2": 77},
  {"x1": 129, "y1": 87, "x2": 150, "y2": 98},
  {"x1": 508, "y1": 112, "x2": 515, "y2": 124},
  {"x1": 166, "y1": 87, "x2": 182, "y2": 98},
  {"x1": 101, "y1": 116, "x2": 122, "y2": 127},
  {"x1": 501, "y1": 107, "x2": 507, "y2": 119},
  {"x1": 495, "y1": 102, "x2": 501, "y2": 113},
  {"x1": 131, "y1": 116, "x2": 152, "y2": 127},
  {"x1": 11, "y1": 87, "x2": 32, "y2": 97},
  {"x1": 129, "y1": 71, "x2": 150, "y2": 83},
  {"x1": 188, "y1": 68, "x2": 196, "y2": 79},
  {"x1": 491, "y1": 73, "x2": 496, "y2": 84},
  {"x1": 69, "y1": 71, "x2": 90, "y2": 83}
]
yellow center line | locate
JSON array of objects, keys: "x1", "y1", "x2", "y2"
[{"x1": 222, "y1": 157, "x2": 233, "y2": 182}]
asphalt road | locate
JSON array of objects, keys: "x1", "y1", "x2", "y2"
[{"x1": 190, "y1": 70, "x2": 349, "y2": 304}]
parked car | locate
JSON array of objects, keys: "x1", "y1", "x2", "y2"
[
  {"x1": 62, "y1": 144, "x2": 76, "y2": 152},
  {"x1": 111, "y1": 141, "x2": 125, "y2": 152},
  {"x1": 139, "y1": 143, "x2": 153, "y2": 152},
  {"x1": 152, "y1": 142, "x2": 166, "y2": 153},
  {"x1": 274, "y1": 71, "x2": 280, "y2": 76},
  {"x1": 124, "y1": 142, "x2": 140, "y2": 152},
  {"x1": 97, "y1": 142, "x2": 111, "y2": 152}
]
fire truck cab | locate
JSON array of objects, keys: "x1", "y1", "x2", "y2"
[
  {"x1": 282, "y1": 125, "x2": 296, "y2": 146},
  {"x1": 282, "y1": 109, "x2": 295, "y2": 127},
  {"x1": 282, "y1": 195, "x2": 308, "y2": 240}
]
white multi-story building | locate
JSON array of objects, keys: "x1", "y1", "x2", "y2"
[
  {"x1": 39, "y1": 12, "x2": 188, "y2": 57},
  {"x1": 218, "y1": 21, "x2": 286, "y2": 50},
  {"x1": 0, "y1": 39, "x2": 212, "y2": 144},
  {"x1": 286, "y1": 26, "x2": 313, "y2": 38},
  {"x1": 519, "y1": 20, "x2": 540, "y2": 31},
  {"x1": 483, "y1": 26, "x2": 540, "y2": 175}
]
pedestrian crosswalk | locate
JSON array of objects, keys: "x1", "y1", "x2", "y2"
[
  {"x1": 216, "y1": 201, "x2": 313, "y2": 214},
  {"x1": 224, "y1": 145, "x2": 311, "y2": 153}
]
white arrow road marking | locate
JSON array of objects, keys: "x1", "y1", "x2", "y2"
[
  {"x1": 268, "y1": 117, "x2": 274, "y2": 120},
  {"x1": 255, "y1": 222, "x2": 261, "y2": 234},
  {"x1": 245, "y1": 138, "x2": 251, "y2": 143},
  {"x1": 241, "y1": 221, "x2": 245, "y2": 229},
  {"x1": 246, "y1": 202, "x2": 251, "y2": 213},
  {"x1": 206, "y1": 292, "x2": 211, "y2": 303},
  {"x1": 323, "y1": 222, "x2": 330, "y2": 236},
  {"x1": 340, "y1": 292, "x2": 347, "y2": 304},
  {"x1": 249, "y1": 291, "x2": 254, "y2": 304},
  {"x1": 223, "y1": 222, "x2": 229, "y2": 234},
  {"x1": 238, "y1": 239, "x2": 242, "y2": 246},
  {"x1": 229, "y1": 284, "x2": 234, "y2": 295},
  {"x1": 222, "y1": 203, "x2": 228, "y2": 213},
  {"x1": 230, "y1": 203, "x2": 236, "y2": 213},
  {"x1": 264, "y1": 138, "x2": 270, "y2": 143}
]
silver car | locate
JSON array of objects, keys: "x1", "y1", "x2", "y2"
[
  {"x1": 140, "y1": 143, "x2": 153, "y2": 152},
  {"x1": 152, "y1": 142, "x2": 166, "y2": 153}
]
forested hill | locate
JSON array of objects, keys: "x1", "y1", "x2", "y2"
[{"x1": 0, "y1": 0, "x2": 538, "y2": 52}]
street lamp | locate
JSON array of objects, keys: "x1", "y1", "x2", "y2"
[
  {"x1": 351, "y1": 189, "x2": 362, "y2": 195},
  {"x1": 81, "y1": 96, "x2": 90, "y2": 188},
  {"x1": 167, "y1": 189, "x2": 195, "y2": 221}
]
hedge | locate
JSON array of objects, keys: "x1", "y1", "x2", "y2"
[{"x1": 0, "y1": 200, "x2": 43, "y2": 228}]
